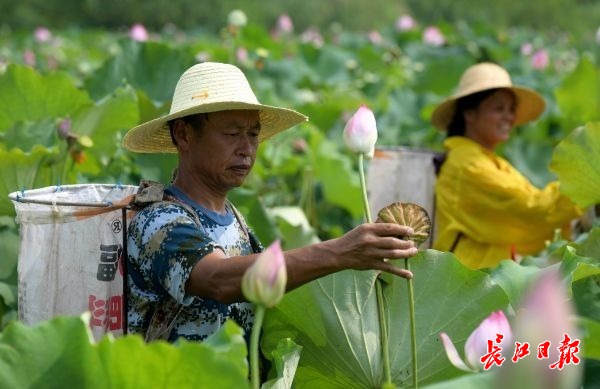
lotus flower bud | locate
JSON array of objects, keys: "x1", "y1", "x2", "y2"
[
  {"x1": 343, "y1": 105, "x2": 378, "y2": 158},
  {"x1": 440, "y1": 310, "x2": 512, "y2": 372},
  {"x1": 241, "y1": 240, "x2": 287, "y2": 308},
  {"x1": 129, "y1": 23, "x2": 149, "y2": 42}
]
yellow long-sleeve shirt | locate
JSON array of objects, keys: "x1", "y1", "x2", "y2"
[{"x1": 433, "y1": 137, "x2": 580, "y2": 269}]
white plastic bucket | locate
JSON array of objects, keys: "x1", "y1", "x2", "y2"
[
  {"x1": 9, "y1": 184, "x2": 138, "y2": 341},
  {"x1": 367, "y1": 147, "x2": 439, "y2": 247}
]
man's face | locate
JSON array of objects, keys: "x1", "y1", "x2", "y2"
[{"x1": 185, "y1": 109, "x2": 261, "y2": 193}]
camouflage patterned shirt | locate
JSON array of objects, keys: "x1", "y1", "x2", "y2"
[{"x1": 126, "y1": 186, "x2": 262, "y2": 342}]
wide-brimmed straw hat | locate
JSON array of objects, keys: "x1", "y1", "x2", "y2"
[
  {"x1": 431, "y1": 62, "x2": 545, "y2": 130},
  {"x1": 123, "y1": 62, "x2": 308, "y2": 153}
]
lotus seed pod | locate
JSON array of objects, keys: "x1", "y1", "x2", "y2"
[{"x1": 376, "y1": 202, "x2": 431, "y2": 246}]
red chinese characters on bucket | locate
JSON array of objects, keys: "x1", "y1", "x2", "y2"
[
  {"x1": 481, "y1": 333, "x2": 580, "y2": 370},
  {"x1": 88, "y1": 243, "x2": 125, "y2": 331},
  {"x1": 88, "y1": 295, "x2": 123, "y2": 331}
]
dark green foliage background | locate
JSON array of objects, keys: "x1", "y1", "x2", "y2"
[{"x1": 0, "y1": 0, "x2": 598, "y2": 41}]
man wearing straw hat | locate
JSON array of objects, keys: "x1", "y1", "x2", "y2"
[
  {"x1": 431, "y1": 62, "x2": 580, "y2": 270},
  {"x1": 122, "y1": 62, "x2": 418, "y2": 342}
]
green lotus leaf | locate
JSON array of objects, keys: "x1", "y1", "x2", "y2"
[
  {"x1": 262, "y1": 250, "x2": 508, "y2": 388},
  {"x1": 0, "y1": 145, "x2": 60, "y2": 217},
  {"x1": 84, "y1": 40, "x2": 196, "y2": 103},
  {"x1": 0, "y1": 316, "x2": 249, "y2": 388},
  {"x1": 555, "y1": 57, "x2": 600, "y2": 129},
  {"x1": 550, "y1": 122, "x2": 600, "y2": 208},
  {"x1": 0, "y1": 64, "x2": 91, "y2": 133}
]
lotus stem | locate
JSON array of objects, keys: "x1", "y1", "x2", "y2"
[
  {"x1": 250, "y1": 304, "x2": 266, "y2": 389},
  {"x1": 405, "y1": 258, "x2": 418, "y2": 388},
  {"x1": 358, "y1": 153, "x2": 392, "y2": 386},
  {"x1": 358, "y1": 154, "x2": 372, "y2": 223}
]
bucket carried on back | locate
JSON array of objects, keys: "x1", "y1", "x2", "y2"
[
  {"x1": 367, "y1": 146, "x2": 441, "y2": 247},
  {"x1": 9, "y1": 184, "x2": 138, "y2": 341}
]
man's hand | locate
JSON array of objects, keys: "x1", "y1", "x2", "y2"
[{"x1": 323, "y1": 223, "x2": 419, "y2": 279}]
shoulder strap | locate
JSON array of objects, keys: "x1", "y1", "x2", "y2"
[
  {"x1": 131, "y1": 181, "x2": 201, "y2": 342},
  {"x1": 226, "y1": 199, "x2": 262, "y2": 254}
]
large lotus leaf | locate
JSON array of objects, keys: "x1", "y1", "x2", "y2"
[
  {"x1": 579, "y1": 317, "x2": 600, "y2": 360},
  {"x1": 571, "y1": 262, "x2": 600, "y2": 322},
  {"x1": 0, "y1": 315, "x2": 104, "y2": 388},
  {"x1": 558, "y1": 244, "x2": 600, "y2": 281},
  {"x1": 70, "y1": 85, "x2": 139, "y2": 173},
  {"x1": 0, "y1": 316, "x2": 249, "y2": 388},
  {"x1": 1, "y1": 119, "x2": 60, "y2": 151},
  {"x1": 549, "y1": 122, "x2": 600, "y2": 207},
  {"x1": 487, "y1": 260, "x2": 542, "y2": 309},
  {"x1": 263, "y1": 338, "x2": 303, "y2": 389},
  {"x1": 299, "y1": 90, "x2": 363, "y2": 134},
  {"x1": 84, "y1": 40, "x2": 196, "y2": 103},
  {"x1": 312, "y1": 46, "x2": 354, "y2": 86},
  {"x1": 0, "y1": 64, "x2": 92, "y2": 133},
  {"x1": 307, "y1": 128, "x2": 363, "y2": 219},
  {"x1": 0, "y1": 281, "x2": 15, "y2": 307},
  {"x1": 253, "y1": 58, "x2": 318, "y2": 106},
  {"x1": 503, "y1": 134, "x2": 556, "y2": 188},
  {"x1": 0, "y1": 221, "x2": 18, "y2": 283},
  {"x1": 72, "y1": 85, "x2": 138, "y2": 142},
  {"x1": 97, "y1": 320, "x2": 249, "y2": 388},
  {"x1": 262, "y1": 250, "x2": 508, "y2": 388},
  {"x1": 268, "y1": 206, "x2": 320, "y2": 250},
  {"x1": 554, "y1": 57, "x2": 600, "y2": 127},
  {"x1": 421, "y1": 371, "x2": 494, "y2": 389},
  {"x1": 572, "y1": 227, "x2": 600, "y2": 260},
  {"x1": 413, "y1": 55, "x2": 472, "y2": 95},
  {"x1": 228, "y1": 187, "x2": 279, "y2": 246},
  {"x1": 136, "y1": 89, "x2": 170, "y2": 124},
  {"x1": 0, "y1": 145, "x2": 60, "y2": 217}
]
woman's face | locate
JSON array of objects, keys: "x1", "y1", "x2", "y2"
[{"x1": 464, "y1": 89, "x2": 516, "y2": 150}]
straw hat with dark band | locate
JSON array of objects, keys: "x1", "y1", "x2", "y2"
[
  {"x1": 123, "y1": 62, "x2": 309, "y2": 153},
  {"x1": 431, "y1": 62, "x2": 545, "y2": 130}
]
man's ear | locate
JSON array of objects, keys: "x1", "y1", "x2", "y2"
[{"x1": 171, "y1": 119, "x2": 191, "y2": 151}]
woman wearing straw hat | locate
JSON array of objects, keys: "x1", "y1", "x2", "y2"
[
  {"x1": 122, "y1": 62, "x2": 418, "y2": 342},
  {"x1": 431, "y1": 62, "x2": 580, "y2": 269}
]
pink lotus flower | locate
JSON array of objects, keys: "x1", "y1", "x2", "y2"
[
  {"x1": 275, "y1": 13, "x2": 293, "y2": 35},
  {"x1": 368, "y1": 30, "x2": 383, "y2": 45},
  {"x1": 34, "y1": 27, "x2": 52, "y2": 43},
  {"x1": 395, "y1": 15, "x2": 416, "y2": 32},
  {"x1": 301, "y1": 27, "x2": 324, "y2": 48},
  {"x1": 57, "y1": 118, "x2": 72, "y2": 139},
  {"x1": 236, "y1": 47, "x2": 248, "y2": 62},
  {"x1": 531, "y1": 49, "x2": 549, "y2": 70},
  {"x1": 241, "y1": 240, "x2": 287, "y2": 308},
  {"x1": 129, "y1": 23, "x2": 149, "y2": 42},
  {"x1": 423, "y1": 26, "x2": 445, "y2": 46},
  {"x1": 496, "y1": 270, "x2": 582, "y2": 388},
  {"x1": 520, "y1": 42, "x2": 533, "y2": 56},
  {"x1": 440, "y1": 310, "x2": 512, "y2": 372},
  {"x1": 343, "y1": 105, "x2": 378, "y2": 158},
  {"x1": 23, "y1": 50, "x2": 36, "y2": 67}
]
